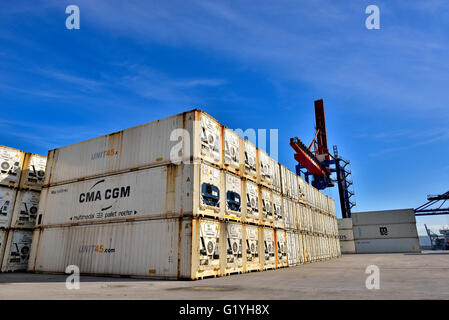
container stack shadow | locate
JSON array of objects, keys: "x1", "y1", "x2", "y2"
[{"x1": 27, "y1": 109, "x2": 341, "y2": 280}]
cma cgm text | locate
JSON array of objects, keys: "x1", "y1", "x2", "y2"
[{"x1": 79, "y1": 186, "x2": 131, "y2": 203}]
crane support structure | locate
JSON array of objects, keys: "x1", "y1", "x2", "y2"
[{"x1": 415, "y1": 191, "x2": 449, "y2": 216}]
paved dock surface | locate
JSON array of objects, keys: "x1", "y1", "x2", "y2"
[{"x1": 1, "y1": 251, "x2": 448, "y2": 299}]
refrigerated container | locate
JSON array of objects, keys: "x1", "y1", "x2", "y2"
[
  {"x1": 37, "y1": 162, "x2": 228, "y2": 228},
  {"x1": 0, "y1": 187, "x2": 16, "y2": 228},
  {"x1": 43, "y1": 110, "x2": 225, "y2": 187},
  {"x1": 10, "y1": 190, "x2": 40, "y2": 229},
  {"x1": 262, "y1": 227, "x2": 275, "y2": 270},
  {"x1": 222, "y1": 127, "x2": 240, "y2": 175},
  {"x1": 0, "y1": 146, "x2": 24, "y2": 189},
  {"x1": 260, "y1": 187, "x2": 273, "y2": 226},
  {"x1": 272, "y1": 192, "x2": 284, "y2": 229},
  {"x1": 257, "y1": 149, "x2": 273, "y2": 188},
  {"x1": 223, "y1": 222, "x2": 243, "y2": 275},
  {"x1": 243, "y1": 180, "x2": 260, "y2": 225},
  {"x1": 29, "y1": 217, "x2": 225, "y2": 279},
  {"x1": 2, "y1": 229, "x2": 32, "y2": 272},
  {"x1": 243, "y1": 224, "x2": 260, "y2": 272},
  {"x1": 271, "y1": 160, "x2": 281, "y2": 194},
  {"x1": 275, "y1": 229, "x2": 288, "y2": 268},
  {"x1": 240, "y1": 138, "x2": 257, "y2": 182},
  {"x1": 19, "y1": 153, "x2": 47, "y2": 191},
  {"x1": 223, "y1": 172, "x2": 242, "y2": 221},
  {"x1": 286, "y1": 231, "x2": 298, "y2": 266}
]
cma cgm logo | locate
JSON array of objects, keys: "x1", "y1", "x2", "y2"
[
  {"x1": 79, "y1": 179, "x2": 130, "y2": 206},
  {"x1": 91, "y1": 148, "x2": 118, "y2": 160}
]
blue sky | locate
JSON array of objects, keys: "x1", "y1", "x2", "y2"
[{"x1": 1, "y1": 1, "x2": 448, "y2": 235}]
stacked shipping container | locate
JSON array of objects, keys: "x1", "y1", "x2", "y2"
[
  {"x1": 338, "y1": 209, "x2": 421, "y2": 254},
  {"x1": 28, "y1": 109, "x2": 340, "y2": 279},
  {"x1": 0, "y1": 146, "x2": 46, "y2": 271}
]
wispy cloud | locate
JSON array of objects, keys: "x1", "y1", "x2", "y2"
[{"x1": 367, "y1": 128, "x2": 449, "y2": 157}]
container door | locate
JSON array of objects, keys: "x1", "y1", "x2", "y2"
[
  {"x1": 245, "y1": 226, "x2": 259, "y2": 269},
  {"x1": 199, "y1": 219, "x2": 220, "y2": 271},
  {"x1": 0, "y1": 187, "x2": 16, "y2": 228},
  {"x1": 226, "y1": 223, "x2": 243, "y2": 270},
  {"x1": 223, "y1": 128, "x2": 240, "y2": 172},
  {"x1": 0, "y1": 147, "x2": 24, "y2": 188},
  {"x1": 224, "y1": 172, "x2": 242, "y2": 220},
  {"x1": 261, "y1": 188, "x2": 273, "y2": 225},
  {"x1": 263, "y1": 228, "x2": 275, "y2": 267},
  {"x1": 200, "y1": 113, "x2": 221, "y2": 165},
  {"x1": 2, "y1": 230, "x2": 32, "y2": 272},
  {"x1": 20, "y1": 153, "x2": 47, "y2": 191},
  {"x1": 199, "y1": 164, "x2": 222, "y2": 213},
  {"x1": 245, "y1": 181, "x2": 259, "y2": 223},
  {"x1": 273, "y1": 193, "x2": 284, "y2": 229},
  {"x1": 243, "y1": 140, "x2": 257, "y2": 179},
  {"x1": 11, "y1": 190, "x2": 40, "y2": 229}
]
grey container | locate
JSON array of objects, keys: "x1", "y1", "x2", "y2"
[{"x1": 352, "y1": 209, "x2": 416, "y2": 226}]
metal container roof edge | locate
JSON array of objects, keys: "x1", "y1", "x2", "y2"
[
  {"x1": 1, "y1": 145, "x2": 45, "y2": 158},
  {"x1": 47, "y1": 108, "x2": 203, "y2": 153}
]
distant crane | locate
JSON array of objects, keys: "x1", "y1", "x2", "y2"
[
  {"x1": 290, "y1": 99, "x2": 355, "y2": 218},
  {"x1": 416, "y1": 192, "x2": 449, "y2": 250},
  {"x1": 415, "y1": 191, "x2": 449, "y2": 216},
  {"x1": 424, "y1": 224, "x2": 448, "y2": 250}
]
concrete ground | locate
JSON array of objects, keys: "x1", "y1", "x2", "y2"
[{"x1": 1, "y1": 251, "x2": 448, "y2": 299}]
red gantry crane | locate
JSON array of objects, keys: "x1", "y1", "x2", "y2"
[{"x1": 290, "y1": 99, "x2": 355, "y2": 218}]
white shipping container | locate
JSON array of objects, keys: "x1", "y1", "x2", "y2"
[
  {"x1": 0, "y1": 229, "x2": 7, "y2": 267},
  {"x1": 353, "y1": 223, "x2": 419, "y2": 240},
  {"x1": 355, "y1": 238, "x2": 421, "y2": 254},
  {"x1": 295, "y1": 233, "x2": 304, "y2": 264},
  {"x1": 223, "y1": 128, "x2": 240, "y2": 174},
  {"x1": 224, "y1": 172, "x2": 242, "y2": 221},
  {"x1": 297, "y1": 176, "x2": 306, "y2": 202},
  {"x1": 0, "y1": 187, "x2": 16, "y2": 228},
  {"x1": 290, "y1": 171, "x2": 299, "y2": 201},
  {"x1": 224, "y1": 222, "x2": 243, "y2": 274},
  {"x1": 244, "y1": 180, "x2": 260, "y2": 224},
  {"x1": 44, "y1": 110, "x2": 226, "y2": 187},
  {"x1": 19, "y1": 153, "x2": 47, "y2": 191},
  {"x1": 287, "y1": 231, "x2": 297, "y2": 266},
  {"x1": 271, "y1": 160, "x2": 281, "y2": 193},
  {"x1": 11, "y1": 190, "x2": 41, "y2": 229},
  {"x1": 339, "y1": 229, "x2": 354, "y2": 241},
  {"x1": 37, "y1": 163, "x2": 231, "y2": 228},
  {"x1": 338, "y1": 218, "x2": 353, "y2": 230},
  {"x1": 0, "y1": 146, "x2": 24, "y2": 188},
  {"x1": 29, "y1": 217, "x2": 225, "y2": 279},
  {"x1": 243, "y1": 224, "x2": 260, "y2": 272},
  {"x1": 340, "y1": 240, "x2": 356, "y2": 254},
  {"x1": 283, "y1": 197, "x2": 294, "y2": 230},
  {"x1": 240, "y1": 138, "x2": 257, "y2": 181},
  {"x1": 257, "y1": 149, "x2": 273, "y2": 187},
  {"x1": 275, "y1": 229, "x2": 288, "y2": 268},
  {"x1": 260, "y1": 187, "x2": 273, "y2": 226},
  {"x1": 272, "y1": 192, "x2": 284, "y2": 229},
  {"x1": 262, "y1": 227, "x2": 275, "y2": 269},
  {"x1": 352, "y1": 209, "x2": 416, "y2": 226},
  {"x1": 2, "y1": 229, "x2": 33, "y2": 272},
  {"x1": 279, "y1": 164, "x2": 289, "y2": 197}
]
